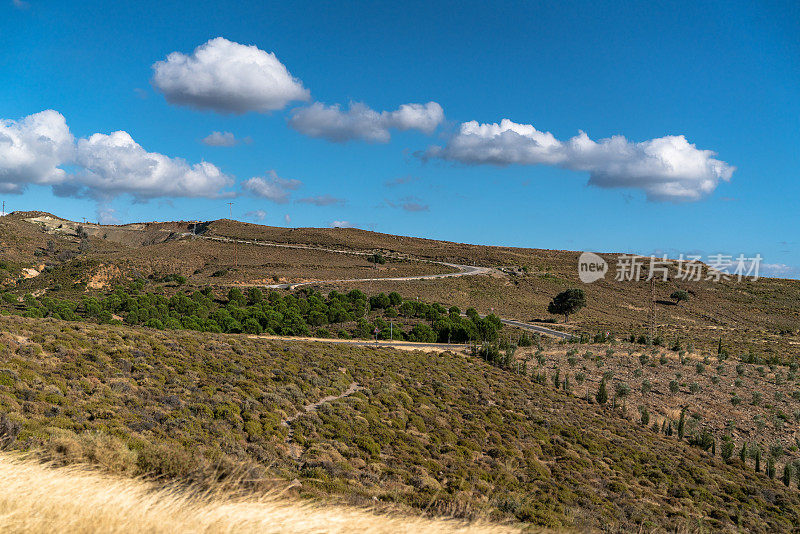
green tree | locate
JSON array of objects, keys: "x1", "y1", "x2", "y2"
[
  {"x1": 367, "y1": 253, "x2": 386, "y2": 265},
  {"x1": 767, "y1": 457, "x2": 776, "y2": 479},
  {"x1": 596, "y1": 379, "x2": 608, "y2": 405},
  {"x1": 227, "y1": 288, "x2": 246, "y2": 307},
  {"x1": 721, "y1": 437, "x2": 735, "y2": 461},
  {"x1": 614, "y1": 381, "x2": 630, "y2": 408},
  {"x1": 547, "y1": 288, "x2": 586, "y2": 323},
  {"x1": 246, "y1": 287, "x2": 264, "y2": 305},
  {"x1": 670, "y1": 289, "x2": 690, "y2": 305}
]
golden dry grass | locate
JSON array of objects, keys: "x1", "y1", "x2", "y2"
[{"x1": 0, "y1": 453, "x2": 519, "y2": 534}]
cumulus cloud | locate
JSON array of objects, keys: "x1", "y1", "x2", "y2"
[
  {"x1": 297, "y1": 194, "x2": 345, "y2": 207},
  {"x1": 0, "y1": 110, "x2": 233, "y2": 200},
  {"x1": 74, "y1": 131, "x2": 233, "y2": 200},
  {"x1": 0, "y1": 110, "x2": 75, "y2": 193},
  {"x1": 245, "y1": 209, "x2": 267, "y2": 222},
  {"x1": 425, "y1": 118, "x2": 734, "y2": 202},
  {"x1": 201, "y1": 131, "x2": 240, "y2": 146},
  {"x1": 289, "y1": 101, "x2": 444, "y2": 143},
  {"x1": 330, "y1": 220, "x2": 353, "y2": 228},
  {"x1": 152, "y1": 37, "x2": 310, "y2": 114},
  {"x1": 241, "y1": 170, "x2": 301, "y2": 203}
]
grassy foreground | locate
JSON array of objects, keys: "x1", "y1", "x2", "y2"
[{"x1": 0, "y1": 453, "x2": 512, "y2": 534}]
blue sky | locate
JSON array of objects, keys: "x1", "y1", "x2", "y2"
[{"x1": 1, "y1": 0, "x2": 798, "y2": 277}]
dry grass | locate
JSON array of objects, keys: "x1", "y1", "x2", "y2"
[{"x1": 0, "y1": 453, "x2": 518, "y2": 534}]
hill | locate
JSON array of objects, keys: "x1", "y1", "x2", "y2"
[
  {"x1": 2, "y1": 211, "x2": 800, "y2": 530},
  {"x1": 2, "y1": 211, "x2": 798, "y2": 364},
  {"x1": 1, "y1": 314, "x2": 799, "y2": 531}
]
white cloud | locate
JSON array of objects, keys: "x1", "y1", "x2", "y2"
[
  {"x1": 297, "y1": 194, "x2": 345, "y2": 207},
  {"x1": 387, "y1": 102, "x2": 444, "y2": 134},
  {"x1": 201, "y1": 131, "x2": 239, "y2": 146},
  {"x1": 74, "y1": 131, "x2": 233, "y2": 200},
  {"x1": 0, "y1": 110, "x2": 234, "y2": 200},
  {"x1": 152, "y1": 37, "x2": 309, "y2": 114},
  {"x1": 761, "y1": 263, "x2": 799, "y2": 278},
  {"x1": 97, "y1": 205, "x2": 120, "y2": 225},
  {"x1": 330, "y1": 220, "x2": 352, "y2": 228},
  {"x1": 289, "y1": 101, "x2": 444, "y2": 143},
  {"x1": 241, "y1": 170, "x2": 301, "y2": 203},
  {"x1": 245, "y1": 209, "x2": 267, "y2": 222},
  {"x1": 0, "y1": 110, "x2": 74, "y2": 193},
  {"x1": 426, "y1": 118, "x2": 734, "y2": 202},
  {"x1": 283, "y1": 214, "x2": 291, "y2": 225}
]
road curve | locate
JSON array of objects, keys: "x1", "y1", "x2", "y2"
[
  {"x1": 194, "y1": 234, "x2": 491, "y2": 288},
  {"x1": 266, "y1": 262, "x2": 491, "y2": 290},
  {"x1": 196, "y1": 233, "x2": 570, "y2": 339}
]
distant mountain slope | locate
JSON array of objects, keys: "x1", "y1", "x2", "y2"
[{"x1": 1, "y1": 211, "x2": 798, "y2": 361}]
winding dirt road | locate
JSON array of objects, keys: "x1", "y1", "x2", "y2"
[{"x1": 197, "y1": 233, "x2": 571, "y2": 340}]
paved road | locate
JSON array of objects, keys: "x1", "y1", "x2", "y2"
[
  {"x1": 265, "y1": 262, "x2": 491, "y2": 290},
  {"x1": 498, "y1": 318, "x2": 573, "y2": 340},
  {"x1": 196, "y1": 233, "x2": 570, "y2": 340},
  {"x1": 194, "y1": 234, "x2": 492, "y2": 288}
]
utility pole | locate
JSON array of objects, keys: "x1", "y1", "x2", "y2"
[
  {"x1": 649, "y1": 276, "x2": 656, "y2": 340},
  {"x1": 227, "y1": 203, "x2": 237, "y2": 270}
]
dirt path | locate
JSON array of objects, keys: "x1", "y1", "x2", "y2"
[
  {"x1": 281, "y1": 382, "x2": 362, "y2": 460},
  {"x1": 249, "y1": 334, "x2": 469, "y2": 353}
]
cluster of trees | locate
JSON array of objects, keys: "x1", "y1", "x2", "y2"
[{"x1": 3, "y1": 286, "x2": 505, "y2": 343}]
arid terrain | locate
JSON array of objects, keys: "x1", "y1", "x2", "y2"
[{"x1": 1, "y1": 211, "x2": 800, "y2": 531}]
